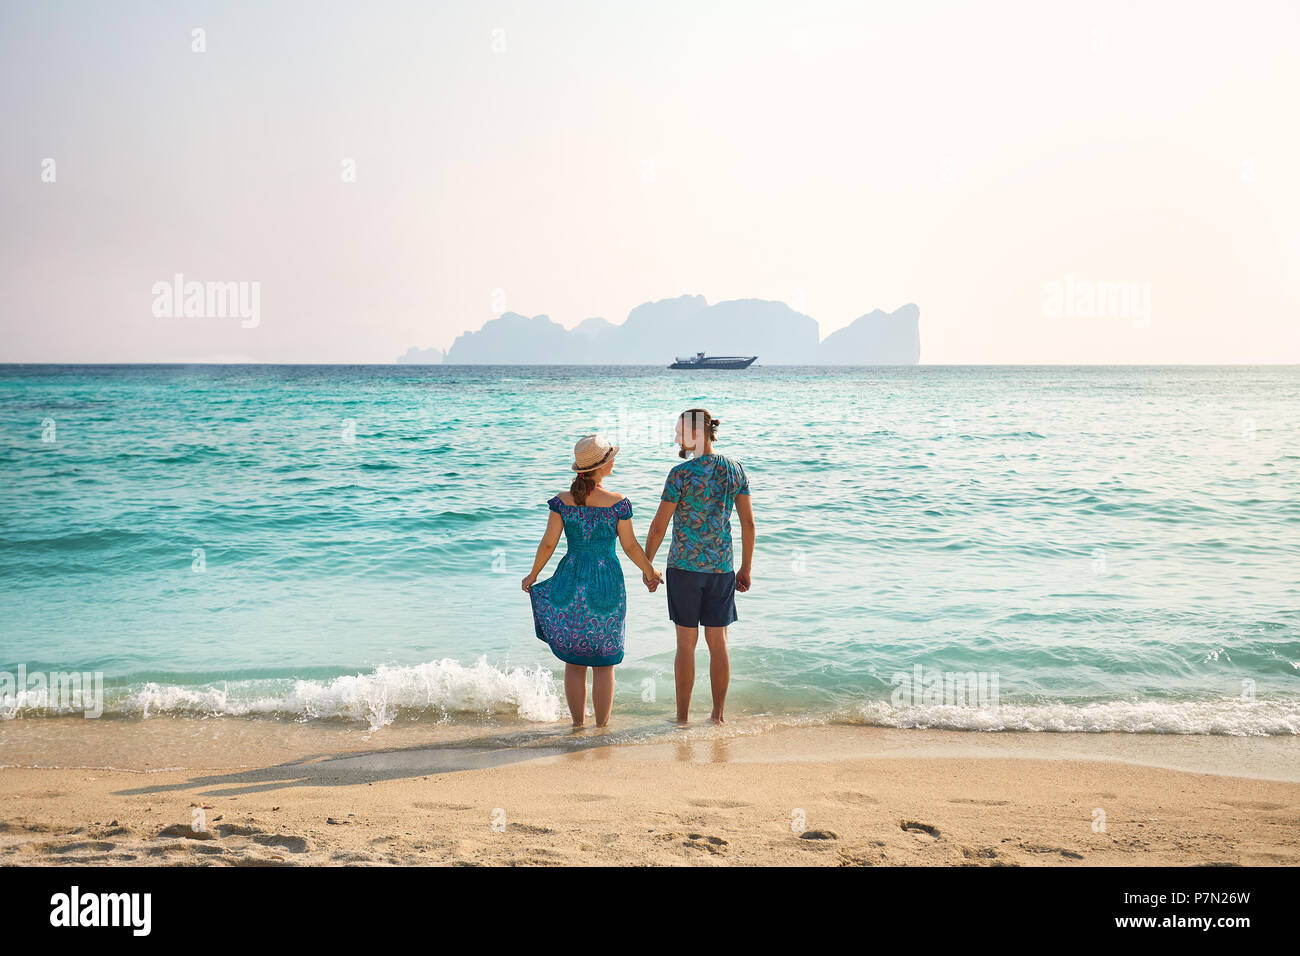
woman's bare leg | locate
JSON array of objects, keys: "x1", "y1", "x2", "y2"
[
  {"x1": 674, "y1": 625, "x2": 699, "y2": 723},
  {"x1": 591, "y1": 666, "x2": 615, "y2": 726},
  {"x1": 564, "y1": 663, "x2": 587, "y2": 726},
  {"x1": 703, "y1": 626, "x2": 730, "y2": 723}
]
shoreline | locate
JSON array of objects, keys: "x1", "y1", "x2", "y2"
[
  {"x1": 4, "y1": 714, "x2": 1299, "y2": 779},
  {"x1": 1, "y1": 718, "x2": 1297, "y2": 866}
]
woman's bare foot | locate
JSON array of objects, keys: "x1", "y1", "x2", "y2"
[{"x1": 709, "y1": 712, "x2": 725, "y2": 724}]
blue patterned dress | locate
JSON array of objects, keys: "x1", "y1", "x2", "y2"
[{"x1": 530, "y1": 495, "x2": 632, "y2": 666}]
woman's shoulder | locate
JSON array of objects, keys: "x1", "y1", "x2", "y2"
[{"x1": 552, "y1": 491, "x2": 627, "y2": 507}]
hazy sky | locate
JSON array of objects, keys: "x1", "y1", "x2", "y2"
[{"x1": 2, "y1": 0, "x2": 1298, "y2": 363}]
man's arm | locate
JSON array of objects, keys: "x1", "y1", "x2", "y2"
[
  {"x1": 734, "y1": 493, "x2": 754, "y2": 592},
  {"x1": 644, "y1": 500, "x2": 676, "y2": 564}
]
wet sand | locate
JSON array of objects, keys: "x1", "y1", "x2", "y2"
[{"x1": 1, "y1": 717, "x2": 1297, "y2": 866}]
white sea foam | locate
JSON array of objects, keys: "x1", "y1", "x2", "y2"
[
  {"x1": 105, "y1": 658, "x2": 561, "y2": 731},
  {"x1": 7, "y1": 660, "x2": 1299, "y2": 737},
  {"x1": 845, "y1": 698, "x2": 1300, "y2": 736}
]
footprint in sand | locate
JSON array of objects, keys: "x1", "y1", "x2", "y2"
[
  {"x1": 507, "y1": 823, "x2": 556, "y2": 835},
  {"x1": 832, "y1": 791, "x2": 879, "y2": 807},
  {"x1": 836, "y1": 849, "x2": 885, "y2": 866},
  {"x1": 145, "y1": 842, "x2": 224, "y2": 856},
  {"x1": 208, "y1": 822, "x2": 308, "y2": 854},
  {"x1": 252, "y1": 834, "x2": 309, "y2": 853},
  {"x1": 799, "y1": 830, "x2": 839, "y2": 841},
  {"x1": 0, "y1": 821, "x2": 55, "y2": 834},
  {"x1": 215, "y1": 823, "x2": 261, "y2": 838},
  {"x1": 683, "y1": 833, "x2": 728, "y2": 854},
  {"x1": 155, "y1": 823, "x2": 217, "y2": 841},
  {"x1": 948, "y1": 798, "x2": 1009, "y2": 807},
  {"x1": 1219, "y1": 800, "x2": 1285, "y2": 811},
  {"x1": 654, "y1": 831, "x2": 728, "y2": 854},
  {"x1": 901, "y1": 820, "x2": 941, "y2": 838},
  {"x1": 1021, "y1": 843, "x2": 1084, "y2": 859},
  {"x1": 331, "y1": 851, "x2": 375, "y2": 863},
  {"x1": 41, "y1": 840, "x2": 117, "y2": 855},
  {"x1": 687, "y1": 798, "x2": 751, "y2": 809}
]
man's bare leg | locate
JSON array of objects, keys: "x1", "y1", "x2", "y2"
[
  {"x1": 674, "y1": 625, "x2": 699, "y2": 723},
  {"x1": 703, "y1": 626, "x2": 730, "y2": 723}
]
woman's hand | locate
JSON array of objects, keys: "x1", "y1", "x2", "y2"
[
  {"x1": 643, "y1": 567, "x2": 663, "y2": 592},
  {"x1": 520, "y1": 571, "x2": 538, "y2": 593}
]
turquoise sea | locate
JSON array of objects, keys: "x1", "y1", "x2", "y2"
[{"x1": 1, "y1": 365, "x2": 1297, "y2": 735}]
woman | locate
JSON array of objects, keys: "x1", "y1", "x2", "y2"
[{"x1": 521, "y1": 434, "x2": 662, "y2": 728}]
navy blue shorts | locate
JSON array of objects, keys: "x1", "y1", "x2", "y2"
[{"x1": 666, "y1": 568, "x2": 738, "y2": 628}]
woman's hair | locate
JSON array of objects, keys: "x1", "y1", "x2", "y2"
[
  {"x1": 570, "y1": 471, "x2": 596, "y2": 506},
  {"x1": 678, "y1": 408, "x2": 720, "y2": 458}
]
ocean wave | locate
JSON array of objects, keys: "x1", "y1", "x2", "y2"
[
  {"x1": 841, "y1": 698, "x2": 1300, "y2": 735},
  {"x1": 0, "y1": 528, "x2": 148, "y2": 552},
  {"x1": 1, "y1": 659, "x2": 561, "y2": 731}
]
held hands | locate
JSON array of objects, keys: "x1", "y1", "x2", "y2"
[{"x1": 643, "y1": 567, "x2": 663, "y2": 592}]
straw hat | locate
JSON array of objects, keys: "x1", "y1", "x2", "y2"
[{"x1": 571, "y1": 433, "x2": 619, "y2": 472}]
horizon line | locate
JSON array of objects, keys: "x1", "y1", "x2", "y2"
[{"x1": 2, "y1": 362, "x2": 1298, "y2": 369}]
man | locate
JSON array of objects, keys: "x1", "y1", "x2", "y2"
[{"x1": 644, "y1": 408, "x2": 755, "y2": 724}]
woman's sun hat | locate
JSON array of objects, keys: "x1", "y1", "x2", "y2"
[{"x1": 571, "y1": 433, "x2": 619, "y2": 472}]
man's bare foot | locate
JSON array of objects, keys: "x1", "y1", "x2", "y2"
[
  {"x1": 675, "y1": 715, "x2": 690, "y2": 725},
  {"x1": 710, "y1": 713, "x2": 725, "y2": 724}
]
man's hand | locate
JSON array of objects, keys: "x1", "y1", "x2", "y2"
[
  {"x1": 643, "y1": 568, "x2": 663, "y2": 592},
  {"x1": 735, "y1": 565, "x2": 751, "y2": 593}
]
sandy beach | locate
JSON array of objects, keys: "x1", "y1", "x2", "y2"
[{"x1": 1, "y1": 717, "x2": 1297, "y2": 866}]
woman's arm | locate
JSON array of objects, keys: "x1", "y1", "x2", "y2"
[
  {"x1": 617, "y1": 519, "x2": 660, "y2": 580},
  {"x1": 520, "y1": 511, "x2": 563, "y2": 592}
]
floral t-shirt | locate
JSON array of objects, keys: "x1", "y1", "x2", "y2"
[{"x1": 662, "y1": 454, "x2": 750, "y2": 573}]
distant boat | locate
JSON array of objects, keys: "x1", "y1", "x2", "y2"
[{"x1": 669, "y1": 352, "x2": 758, "y2": 370}]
